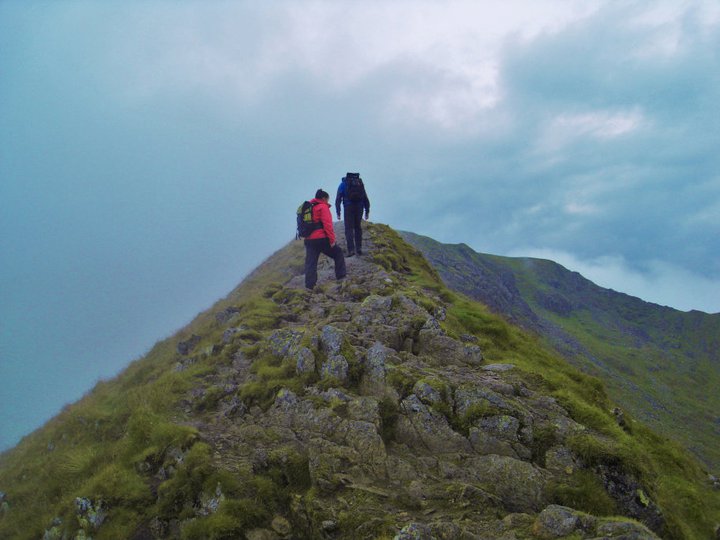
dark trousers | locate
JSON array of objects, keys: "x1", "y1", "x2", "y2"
[
  {"x1": 304, "y1": 238, "x2": 346, "y2": 289},
  {"x1": 344, "y1": 204, "x2": 364, "y2": 254}
]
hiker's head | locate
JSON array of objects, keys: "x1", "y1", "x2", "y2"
[{"x1": 315, "y1": 189, "x2": 329, "y2": 201}]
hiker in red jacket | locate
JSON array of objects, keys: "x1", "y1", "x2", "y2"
[{"x1": 304, "y1": 189, "x2": 346, "y2": 289}]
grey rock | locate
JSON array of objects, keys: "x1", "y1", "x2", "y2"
[
  {"x1": 478, "y1": 414, "x2": 520, "y2": 441},
  {"x1": 222, "y1": 325, "x2": 245, "y2": 343},
  {"x1": 451, "y1": 483, "x2": 501, "y2": 508},
  {"x1": 271, "y1": 515, "x2": 291, "y2": 535},
  {"x1": 215, "y1": 306, "x2": 240, "y2": 324},
  {"x1": 75, "y1": 497, "x2": 106, "y2": 530},
  {"x1": 413, "y1": 380, "x2": 443, "y2": 406},
  {"x1": 468, "y1": 428, "x2": 518, "y2": 458},
  {"x1": 395, "y1": 522, "x2": 435, "y2": 540},
  {"x1": 362, "y1": 294, "x2": 393, "y2": 312},
  {"x1": 416, "y1": 319, "x2": 483, "y2": 366},
  {"x1": 396, "y1": 395, "x2": 471, "y2": 454},
  {"x1": 318, "y1": 388, "x2": 352, "y2": 403},
  {"x1": 198, "y1": 483, "x2": 224, "y2": 516},
  {"x1": 295, "y1": 346, "x2": 316, "y2": 375},
  {"x1": 307, "y1": 439, "x2": 359, "y2": 493},
  {"x1": 545, "y1": 446, "x2": 577, "y2": 476},
  {"x1": 482, "y1": 363, "x2": 516, "y2": 372},
  {"x1": 455, "y1": 385, "x2": 511, "y2": 417},
  {"x1": 462, "y1": 344, "x2": 484, "y2": 365},
  {"x1": 274, "y1": 388, "x2": 300, "y2": 409},
  {"x1": 532, "y1": 505, "x2": 578, "y2": 538},
  {"x1": 43, "y1": 523, "x2": 63, "y2": 540},
  {"x1": 320, "y1": 325, "x2": 345, "y2": 356},
  {"x1": 268, "y1": 329, "x2": 303, "y2": 358},
  {"x1": 177, "y1": 334, "x2": 201, "y2": 355},
  {"x1": 595, "y1": 519, "x2": 660, "y2": 539},
  {"x1": 348, "y1": 396, "x2": 381, "y2": 428},
  {"x1": 466, "y1": 454, "x2": 547, "y2": 512},
  {"x1": 365, "y1": 341, "x2": 391, "y2": 381},
  {"x1": 321, "y1": 354, "x2": 349, "y2": 383},
  {"x1": 344, "y1": 420, "x2": 387, "y2": 473}
]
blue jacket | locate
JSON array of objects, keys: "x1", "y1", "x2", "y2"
[{"x1": 335, "y1": 177, "x2": 370, "y2": 215}]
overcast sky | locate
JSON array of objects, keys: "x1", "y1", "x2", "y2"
[{"x1": 2, "y1": 1, "x2": 719, "y2": 450}]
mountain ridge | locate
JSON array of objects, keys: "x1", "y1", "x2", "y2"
[
  {"x1": 1, "y1": 223, "x2": 718, "y2": 539},
  {"x1": 401, "y1": 231, "x2": 720, "y2": 473}
]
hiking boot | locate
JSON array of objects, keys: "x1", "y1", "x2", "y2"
[
  {"x1": 357, "y1": 249, "x2": 363, "y2": 256},
  {"x1": 346, "y1": 251, "x2": 355, "y2": 257}
]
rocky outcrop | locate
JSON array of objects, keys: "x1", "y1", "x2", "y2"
[{"x1": 7, "y1": 224, "x2": 698, "y2": 540}]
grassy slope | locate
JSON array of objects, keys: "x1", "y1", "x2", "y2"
[
  {"x1": 0, "y1": 225, "x2": 718, "y2": 539},
  {"x1": 402, "y1": 232, "x2": 720, "y2": 472}
]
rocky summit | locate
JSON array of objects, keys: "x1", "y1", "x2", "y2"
[{"x1": 1, "y1": 223, "x2": 718, "y2": 539}]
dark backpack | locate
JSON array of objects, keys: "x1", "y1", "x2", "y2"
[
  {"x1": 296, "y1": 201, "x2": 323, "y2": 238},
  {"x1": 345, "y1": 172, "x2": 364, "y2": 202}
]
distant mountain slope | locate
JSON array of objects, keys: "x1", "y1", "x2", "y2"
[
  {"x1": 1, "y1": 224, "x2": 718, "y2": 539},
  {"x1": 402, "y1": 231, "x2": 720, "y2": 472}
]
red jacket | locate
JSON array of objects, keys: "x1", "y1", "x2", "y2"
[{"x1": 307, "y1": 198, "x2": 336, "y2": 244}]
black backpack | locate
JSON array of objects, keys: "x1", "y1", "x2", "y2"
[
  {"x1": 345, "y1": 172, "x2": 365, "y2": 202},
  {"x1": 296, "y1": 201, "x2": 323, "y2": 238}
]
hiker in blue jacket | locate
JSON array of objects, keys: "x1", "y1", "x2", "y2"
[{"x1": 335, "y1": 172, "x2": 370, "y2": 257}]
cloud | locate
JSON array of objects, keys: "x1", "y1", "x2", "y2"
[{"x1": 2, "y1": 0, "x2": 720, "y2": 451}]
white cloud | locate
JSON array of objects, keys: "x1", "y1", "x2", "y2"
[
  {"x1": 536, "y1": 108, "x2": 645, "y2": 155},
  {"x1": 507, "y1": 248, "x2": 720, "y2": 313},
  {"x1": 97, "y1": 1, "x2": 604, "y2": 133}
]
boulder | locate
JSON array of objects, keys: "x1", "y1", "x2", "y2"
[
  {"x1": 394, "y1": 522, "x2": 434, "y2": 540},
  {"x1": 416, "y1": 318, "x2": 483, "y2": 366},
  {"x1": 74, "y1": 497, "x2": 106, "y2": 532},
  {"x1": 177, "y1": 334, "x2": 201, "y2": 355},
  {"x1": 482, "y1": 363, "x2": 515, "y2": 372},
  {"x1": 362, "y1": 294, "x2": 393, "y2": 313},
  {"x1": 395, "y1": 395, "x2": 471, "y2": 454},
  {"x1": 268, "y1": 329, "x2": 303, "y2": 358},
  {"x1": 468, "y1": 428, "x2": 518, "y2": 458},
  {"x1": 545, "y1": 446, "x2": 577, "y2": 476},
  {"x1": 343, "y1": 420, "x2": 387, "y2": 473},
  {"x1": 321, "y1": 355, "x2": 349, "y2": 383},
  {"x1": 455, "y1": 385, "x2": 511, "y2": 417},
  {"x1": 365, "y1": 341, "x2": 391, "y2": 381},
  {"x1": 271, "y1": 515, "x2": 291, "y2": 536},
  {"x1": 413, "y1": 380, "x2": 443, "y2": 407},
  {"x1": 477, "y1": 415, "x2": 520, "y2": 442},
  {"x1": 467, "y1": 455, "x2": 547, "y2": 512},
  {"x1": 532, "y1": 505, "x2": 578, "y2": 539},
  {"x1": 295, "y1": 346, "x2": 316, "y2": 375},
  {"x1": 215, "y1": 306, "x2": 241, "y2": 324},
  {"x1": 348, "y1": 396, "x2": 381, "y2": 428},
  {"x1": 307, "y1": 438, "x2": 359, "y2": 493},
  {"x1": 320, "y1": 325, "x2": 345, "y2": 356}
]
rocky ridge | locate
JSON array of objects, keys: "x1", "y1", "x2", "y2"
[
  {"x1": 150, "y1": 226, "x2": 663, "y2": 539},
  {"x1": 2, "y1": 223, "x2": 716, "y2": 539}
]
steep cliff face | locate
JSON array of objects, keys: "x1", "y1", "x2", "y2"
[
  {"x1": 401, "y1": 231, "x2": 720, "y2": 474},
  {"x1": 1, "y1": 224, "x2": 718, "y2": 539}
]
